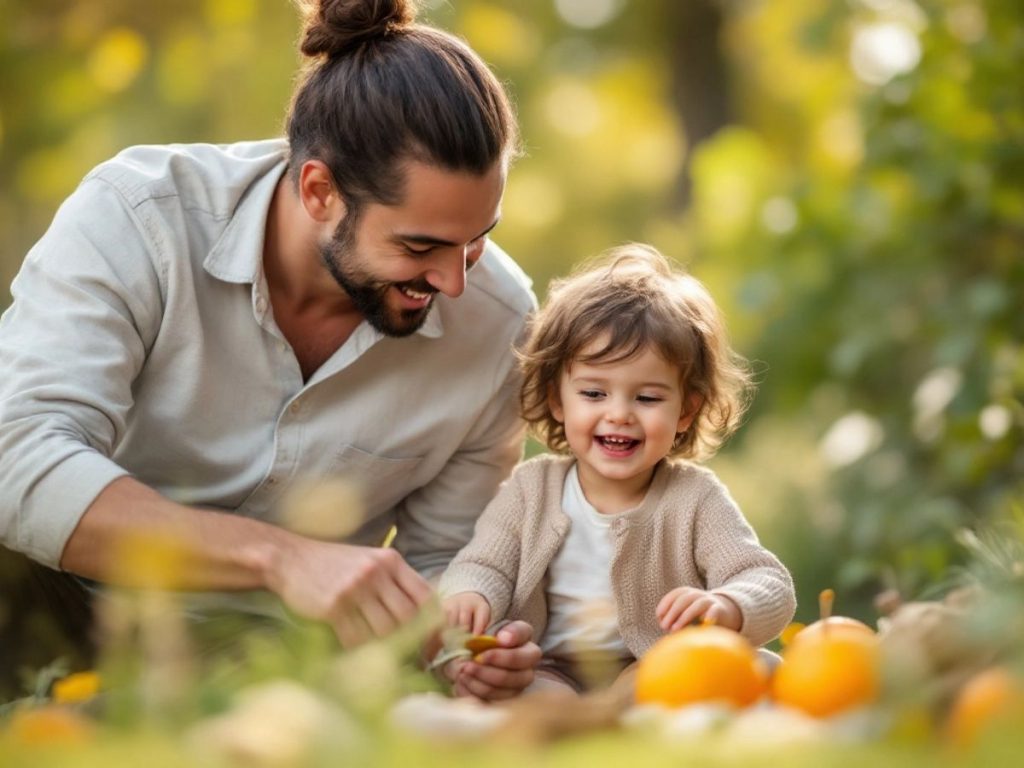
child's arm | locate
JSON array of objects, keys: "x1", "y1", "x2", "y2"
[
  {"x1": 438, "y1": 467, "x2": 530, "y2": 623},
  {"x1": 443, "y1": 591, "x2": 492, "y2": 636},
  {"x1": 656, "y1": 586, "x2": 742, "y2": 632},
  {"x1": 689, "y1": 479, "x2": 797, "y2": 645}
]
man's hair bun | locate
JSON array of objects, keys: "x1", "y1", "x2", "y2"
[{"x1": 299, "y1": 0, "x2": 416, "y2": 59}]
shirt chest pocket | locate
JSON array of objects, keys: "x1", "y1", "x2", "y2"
[{"x1": 332, "y1": 444, "x2": 425, "y2": 514}]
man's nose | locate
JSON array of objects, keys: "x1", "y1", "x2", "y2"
[{"x1": 425, "y1": 247, "x2": 468, "y2": 298}]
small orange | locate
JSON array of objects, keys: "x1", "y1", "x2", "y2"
[
  {"x1": 946, "y1": 666, "x2": 1024, "y2": 747},
  {"x1": 772, "y1": 630, "x2": 880, "y2": 717},
  {"x1": 635, "y1": 625, "x2": 767, "y2": 709}
]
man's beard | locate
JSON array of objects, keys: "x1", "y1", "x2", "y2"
[{"x1": 320, "y1": 213, "x2": 436, "y2": 338}]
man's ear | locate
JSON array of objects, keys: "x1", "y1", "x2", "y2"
[
  {"x1": 298, "y1": 160, "x2": 346, "y2": 223},
  {"x1": 677, "y1": 392, "x2": 704, "y2": 434},
  {"x1": 547, "y1": 384, "x2": 565, "y2": 424}
]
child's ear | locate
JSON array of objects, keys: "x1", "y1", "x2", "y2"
[
  {"x1": 547, "y1": 384, "x2": 565, "y2": 424},
  {"x1": 677, "y1": 392, "x2": 704, "y2": 433}
]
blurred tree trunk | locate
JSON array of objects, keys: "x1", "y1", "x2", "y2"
[{"x1": 655, "y1": 0, "x2": 732, "y2": 209}]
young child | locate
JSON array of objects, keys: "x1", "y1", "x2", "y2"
[{"x1": 439, "y1": 244, "x2": 796, "y2": 694}]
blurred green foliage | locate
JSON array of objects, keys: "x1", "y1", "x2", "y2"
[
  {"x1": 698, "y1": 0, "x2": 1024, "y2": 619},
  {"x1": 1, "y1": 0, "x2": 1022, "y2": 691}
]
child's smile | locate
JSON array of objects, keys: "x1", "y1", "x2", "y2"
[{"x1": 594, "y1": 434, "x2": 642, "y2": 456}]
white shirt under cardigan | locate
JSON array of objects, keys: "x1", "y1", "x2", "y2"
[
  {"x1": 0, "y1": 139, "x2": 536, "y2": 575},
  {"x1": 541, "y1": 464, "x2": 630, "y2": 659}
]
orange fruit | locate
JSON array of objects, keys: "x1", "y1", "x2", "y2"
[
  {"x1": 792, "y1": 616, "x2": 875, "y2": 643},
  {"x1": 635, "y1": 625, "x2": 767, "y2": 708},
  {"x1": 9, "y1": 706, "x2": 94, "y2": 745},
  {"x1": 772, "y1": 630, "x2": 880, "y2": 717},
  {"x1": 946, "y1": 666, "x2": 1024, "y2": 747}
]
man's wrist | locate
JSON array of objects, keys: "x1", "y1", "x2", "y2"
[{"x1": 239, "y1": 522, "x2": 296, "y2": 592}]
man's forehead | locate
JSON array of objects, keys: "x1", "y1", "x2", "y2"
[{"x1": 365, "y1": 161, "x2": 505, "y2": 240}]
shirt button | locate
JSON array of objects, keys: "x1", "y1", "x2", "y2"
[
  {"x1": 289, "y1": 400, "x2": 302, "y2": 415},
  {"x1": 254, "y1": 296, "x2": 267, "y2": 315},
  {"x1": 266, "y1": 476, "x2": 277, "y2": 486}
]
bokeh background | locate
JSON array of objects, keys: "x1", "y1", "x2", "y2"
[{"x1": 1, "y1": 0, "x2": 1022, "y2": 695}]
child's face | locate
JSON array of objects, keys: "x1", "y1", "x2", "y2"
[{"x1": 550, "y1": 339, "x2": 699, "y2": 493}]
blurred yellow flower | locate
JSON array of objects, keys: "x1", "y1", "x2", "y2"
[
  {"x1": 460, "y1": 4, "x2": 538, "y2": 67},
  {"x1": 88, "y1": 27, "x2": 148, "y2": 93},
  {"x1": 109, "y1": 529, "x2": 192, "y2": 589},
  {"x1": 52, "y1": 671, "x2": 101, "y2": 704},
  {"x1": 780, "y1": 622, "x2": 807, "y2": 647}
]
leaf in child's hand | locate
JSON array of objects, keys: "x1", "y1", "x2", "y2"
[{"x1": 465, "y1": 635, "x2": 499, "y2": 655}]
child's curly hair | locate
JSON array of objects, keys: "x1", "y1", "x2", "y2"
[{"x1": 519, "y1": 243, "x2": 754, "y2": 461}]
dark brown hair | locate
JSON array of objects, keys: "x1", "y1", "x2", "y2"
[
  {"x1": 519, "y1": 244, "x2": 754, "y2": 461},
  {"x1": 287, "y1": 0, "x2": 519, "y2": 210}
]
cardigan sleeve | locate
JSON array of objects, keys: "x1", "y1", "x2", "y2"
[
  {"x1": 437, "y1": 466, "x2": 529, "y2": 621},
  {"x1": 691, "y1": 477, "x2": 797, "y2": 646}
]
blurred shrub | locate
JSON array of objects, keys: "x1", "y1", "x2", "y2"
[{"x1": 697, "y1": 0, "x2": 1024, "y2": 618}]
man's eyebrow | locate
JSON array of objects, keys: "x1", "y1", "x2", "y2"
[{"x1": 394, "y1": 218, "x2": 501, "y2": 248}]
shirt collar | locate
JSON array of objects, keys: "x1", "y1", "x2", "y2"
[{"x1": 203, "y1": 155, "x2": 286, "y2": 286}]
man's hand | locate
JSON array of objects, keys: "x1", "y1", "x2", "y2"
[
  {"x1": 447, "y1": 620, "x2": 541, "y2": 701},
  {"x1": 656, "y1": 587, "x2": 742, "y2": 633},
  {"x1": 442, "y1": 591, "x2": 491, "y2": 636},
  {"x1": 59, "y1": 477, "x2": 433, "y2": 648},
  {"x1": 266, "y1": 537, "x2": 433, "y2": 647}
]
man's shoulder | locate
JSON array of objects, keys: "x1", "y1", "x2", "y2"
[
  {"x1": 464, "y1": 240, "x2": 537, "y2": 322},
  {"x1": 82, "y1": 139, "x2": 289, "y2": 214}
]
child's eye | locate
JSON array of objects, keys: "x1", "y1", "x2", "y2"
[
  {"x1": 579, "y1": 389, "x2": 604, "y2": 400},
  {"x1": 636, "y1": 395, "x2": 664, "y2": 404}
]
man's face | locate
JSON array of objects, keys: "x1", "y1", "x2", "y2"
[{"x1": 321, "y1": 160, "x2": 506, "y2": 337}]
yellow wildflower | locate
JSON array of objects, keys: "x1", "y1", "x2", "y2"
[{"x1": 52, "y1": 671, "x2": 101, "y2": 704}]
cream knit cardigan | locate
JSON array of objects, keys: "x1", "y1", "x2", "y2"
[{"x1": 440, "y1": 454, "x2": 797, "y2": 654}]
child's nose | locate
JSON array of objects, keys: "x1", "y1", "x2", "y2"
[{"x1": 605, "y1": 399, "x2": 634, "y2": 424}]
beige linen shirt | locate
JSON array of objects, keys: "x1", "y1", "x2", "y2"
[
  {"x1": 0, "y1": 139, "x2": 536, "y2": 574},
  {"x1": 440, "y1": 454, "x2": 797, "y2": 652}
]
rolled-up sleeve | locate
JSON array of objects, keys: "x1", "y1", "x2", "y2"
[{"x1": 0, "y1": 178, "x2": 163, "y2": 567}]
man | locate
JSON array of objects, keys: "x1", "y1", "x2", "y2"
[{"x1": 0, "y1": 0, "x2": 539, "y2": 700}]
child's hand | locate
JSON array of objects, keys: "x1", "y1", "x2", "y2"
[
  {"x1": 450, "y1": 621, "x2": 542, "y2": 701},
  {"x1": 656, "y1": 587, "x2": 742, "y2": 632},
  {"x1": 442, "y1": 591, "x2": 492, "y2": 636}
]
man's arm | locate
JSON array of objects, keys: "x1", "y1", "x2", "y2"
[
  {"x1": 62, "y1": 475, "x2": 433, "y2": 647},
  {"x1": 0, "y1": 177, "x2": 431, "y2": 647}
]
